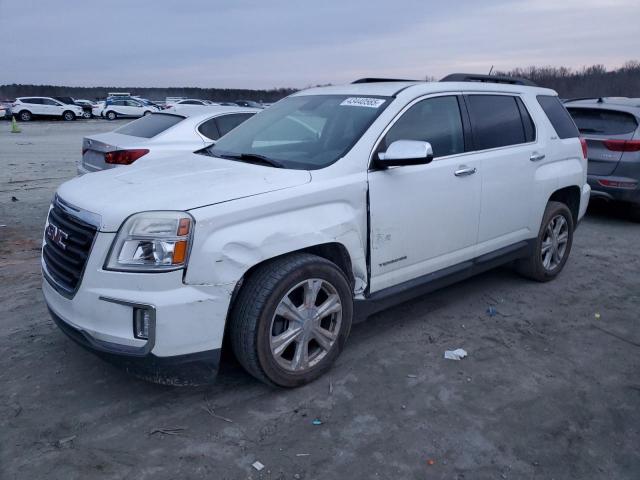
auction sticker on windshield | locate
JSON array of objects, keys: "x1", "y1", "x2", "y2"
[{"x1": 340, "y1": 97, "x2": 386, "y2": 108}]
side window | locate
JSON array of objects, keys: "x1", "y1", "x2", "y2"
[
  {"x1": 43, "y1": 99, "x2": 60, "y2": 106},
  {"x1": 516, "y1": 98, "x2": 536, "y2": 142},
  {"x1": 181, "y1": 100, "x2": 200, "y2": 105},
  {"x1": 382, "y1": 95, "x2": 465, "y2": 158},
  {"x1": 466, "y1": 95, "x2": 526, "y2": 150},
  {"x1": 198, "y1": 118, "x2": 221, "y2": 140},
  {"x1": 216, "y1": 113, "x2": 255, "y2": 137},
  {"x1": 536, "y1": 95, "x2": 579, "y2": 139},
  {"x1": 112, "y1": 100, "x2": 125, "y2": 106},
  {"x1": 126, "y1": 100, "x2": 141, "y2": 107},
  {"x1": 22, "y1": 98, "x2": 36, "y2": 104}
]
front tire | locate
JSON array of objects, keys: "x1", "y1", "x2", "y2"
[
  {"x1": 18, "y1": 110, "x2": 32, "y2": 121},
  {"x1": 62, "y1": 110, "x2": 75, "y2": 121},
  {"x1": 230, "y1": 253, "x2": 353, "y2": 387},
  {"x1": 82, "y1": 110, "x2": 92, "y2": 119},
  {"x1": 105, "y1": 111, "x2": 117, "y2": 120},
  {"x1": 516, "y1": 201, "x2": 574, "y2": 282}
]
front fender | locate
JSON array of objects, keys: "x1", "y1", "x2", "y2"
[{"x1": 183, "y1": 175, "x2": 369, "y2": 295}]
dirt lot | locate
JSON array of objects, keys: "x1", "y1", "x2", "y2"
[{"x1": 1, "y1": 120, "x2": 639, "y2": 480}]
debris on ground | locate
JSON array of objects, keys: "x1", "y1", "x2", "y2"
[
  {"x1": 11, "y1": 196, "x2": 19, "y2": 202},
  {"x1": 149, "y1": 427, "x2": 186, "y2": 436},
  {"x1": 55, "y1": 435, "x2": 76, "y2": 448},
  {"x1": 329, "y1": 379, "x2": 333, "y2": 395},
  {"x1": 427, "y1": 459, "x2": 436, "y2": 466},
  {"x1": 595, "y1": 312, "x2": 601, "y2": 320},
  {"x1": 407, "y1": 374, "x2": 417, "y2": 378},
  {"x1": 487, "y1": 306, "x2": 497, "y2": 317},
  {"x1": 202, "y1": 403, "x2": 233, "y2": 423},
  {"x1": 444, "y1": 348, "x2": 468, "y2": 361},
  {"x1": 296, "y1": 453, "x2": 310, "y2": 457},
  {"x1": 312, "y1": 418, "x2": 322, "y2": 426},
  {"x1": 252, "y1": 461, "x2": 265, "y2": 471}
]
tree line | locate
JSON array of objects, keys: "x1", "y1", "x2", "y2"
[
  {"x1": 495, "y1": 61, "x2": 640, "y2": 98},
  {"x1": 1, "y1": 61, "x2": 638, "y2": 101}
]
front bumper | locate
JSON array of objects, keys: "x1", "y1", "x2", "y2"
[
  {"x1": 43, "y1": 231, "x2": 234, "y2": 383},
  {"x1": 588, "y1": 175, "x2": 640, "y2": 206}
]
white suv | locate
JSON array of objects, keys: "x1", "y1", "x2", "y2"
[
  {"x1": 13, "y1": 97, "x2": 84, "y2": 121},
  {"x1": 42, "y1": 75, "x2": 590, "y2": 387}
]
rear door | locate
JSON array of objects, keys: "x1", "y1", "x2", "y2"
[
  {"x1": 23, "y1": 98, "x2": 44, "y2": 115},
  {"x1": 566, "y1": 106, "x2": 638, "y2": 175}
]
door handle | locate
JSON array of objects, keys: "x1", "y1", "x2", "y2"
[
  {"x1": 454, "y1": 166, "x2": 477, "y2": 177},
  {"x1": 530, "y1": 152, "x2": 546, "y2": 162}
]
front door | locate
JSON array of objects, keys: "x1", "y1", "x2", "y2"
[{"x1": 368, "y1": 94, "x2": 482, "y2": 292}]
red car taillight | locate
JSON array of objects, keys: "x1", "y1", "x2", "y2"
[
  {"x1": 579, "y1": 137, "x2": 588, "y2": 159},
  {"x1": 104, "y1": 149, "x2": 149, "y2": 165},
  {"x1": 603, "y1": 139, "x2": 640, "y2": 152}
]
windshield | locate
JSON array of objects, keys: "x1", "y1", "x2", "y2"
[{"x1": 209, "y1": 94, "x2": 391, "y2": 169}]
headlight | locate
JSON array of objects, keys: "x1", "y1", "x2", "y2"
[{"x1": 105, "y1": 211, "x2": 194, "y2": 272}]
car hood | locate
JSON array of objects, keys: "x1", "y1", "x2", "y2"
[{"x1": 57, "y1": 153, "x2": 311, "y2": 231}]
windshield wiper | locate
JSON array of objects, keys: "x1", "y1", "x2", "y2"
[
  {"x1": 216, "y1": 152, "x2": 284, "y2": 168},
  {"x1": 579, "y1": 128, "x2": 604, "y2": 134}
]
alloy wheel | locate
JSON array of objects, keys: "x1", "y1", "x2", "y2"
[
  {"x1": 541, "y1": 214, "x2": 569, "y2": 271},
  {"x1": 269, "y1": 278, "x2": 342, "y2": 373}
]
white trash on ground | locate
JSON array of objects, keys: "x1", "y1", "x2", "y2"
[
  {"x1": 444, "y1": 348, "x2": 468, "y2": 360},
  {"x1": 252, "y1": 461, "x2": 265, "y2": 471}
]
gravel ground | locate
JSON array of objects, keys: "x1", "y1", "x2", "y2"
[{"x1": 1, "y1": 120, "x2": 639, "y2": 479}]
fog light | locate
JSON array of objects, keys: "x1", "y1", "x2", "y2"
[{"x1": 133, "y1": 308, "x2": 151, "y2": 340}]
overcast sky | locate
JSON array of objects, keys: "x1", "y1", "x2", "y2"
[{"x1": 0, "y1": 0, "x2": 637, "y2": 89}]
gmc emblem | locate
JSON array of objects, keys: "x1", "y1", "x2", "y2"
[{"x1": 46, "y1": 223, "x2": 69, "y2": 250}]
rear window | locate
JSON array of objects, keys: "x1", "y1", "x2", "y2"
[
  {"x1": 115, "y1": 113, "x2": 184, "y2": 138},
  {"x1": 566, "y1": 107, "x2": 638, "y2": 135},
  {"x1": 537, "y1": 95, "x2": 579, "y2": 139},
  {"x1": 466, "y1": 95, "x2": 527, "y2": 150},
  {"x1": 216, "y1": 113, "x2": 255, "y2": 137}
]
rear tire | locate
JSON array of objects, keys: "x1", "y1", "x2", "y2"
[
  {"x1": 18, "y1": 110, "x2": 32, "y2": 122},
  {"x1": 229, "y1": 253, "x2": 353, "y2": 387},
  {"x1": 62, "y1": 110, "x2": 75, "y2": 121},
  {"x1": 105, "y1": 111, "x2": 117, "y2": 120},
  {"x1": 516, "y1": 201, "x2": 574, "y2": 282}
]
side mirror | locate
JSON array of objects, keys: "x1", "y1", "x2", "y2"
[{"x1": 376, "y1": 140, "x2": 433, "y2": 168}]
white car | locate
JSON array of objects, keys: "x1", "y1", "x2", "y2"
[
  {"x1": 43, "y1": 75, "x2": 590, "y2": 387},
  {"x1": 12, "y1": 97, "x2": 84, "y2": 121},
  {"x1": 167, "y1": 99, "x2": 218, "y2": 107},
  {"x1": 101, "y1": 98, "x2": 160, "y2": 120},
  {"x1": 78, "y1": 107, "x2": 258, "y2": 174}
]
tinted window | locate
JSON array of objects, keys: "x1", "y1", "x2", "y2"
[
  {"x1": 516, "y1": 98, "x2": 536, "y2": 142},
  {"x1": 181, "y1": 100, "x2": 201, "y2": 105},
  {"x1": 537, "y1": 95, "x2": 579, "y2": 139},
  {"x1": 216, "y1": 113, "x2": 255, "y2": 137},
  {"x1": 111, "y1": 100, "x2": 126, "y2": 106},
  {"x1": 23, "y1": 98, "x2": 41, "y2": 104},
  {"x1": 382, "y1": 95, "x2": 464, "y2": 157},
  {"x1": 42, "y1": 98, "x2": 61, "y2": 106},
  {"x1": 125, "y1": 100, "x2": 141, "y2": 107},
  {"x1": 115, "y1": 113, "x2": 184, "y2": 138},
  {"x1": 567, "y1": 108, "x2": 638, "y2": 135},
  {"x1": 198, "y1": 118, "x2": 221, "y2": 140},
  {"x1": 466, "y1": 95, "x2": 526, "y2": 149}
]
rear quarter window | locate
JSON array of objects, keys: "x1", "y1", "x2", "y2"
[
  {"x1": 115, "y1": 113, "x2": 185, "y2": 138},
  {"x1": 537, "y1": 95, "x2": 579, "y2": 139},
  {"x1": 466, "y1": 95, "x2": 527, "y2": 150},
  {"x1": 566, "y1": 107, "x2": 638, "y2": 135}
]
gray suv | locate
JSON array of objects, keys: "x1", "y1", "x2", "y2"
[{"x1": 565, "y1": 98, "x2": 640, "y2": 220}]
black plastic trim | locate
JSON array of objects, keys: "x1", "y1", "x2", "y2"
[{"x1": 354, "y1": 240, "x2": 534, "y2": 321}]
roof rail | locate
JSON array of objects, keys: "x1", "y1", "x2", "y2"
[
  {"x1": 440, "y1": 73, "x2": 537, "y2": 87},
  {"x1": 351, "y1": 78, "x2": 419, "y2": 84}
]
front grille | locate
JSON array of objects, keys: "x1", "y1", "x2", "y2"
[{"x1": 43, "y1": 201, "x2": 97, "y2": 295}]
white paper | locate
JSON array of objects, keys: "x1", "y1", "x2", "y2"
[
  {"x1": 444, "y1": 348, "x2": 468, "y2": 360},
  {"x1": 340, "y1": 97, "x2": 386, "y2": 108}
]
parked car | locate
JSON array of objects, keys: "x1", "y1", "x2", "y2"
[
  {"x1": 565, "y1": 97, "x2": 640, "y2": 220},
  {"x1": 234, "y1": 99, "x2": 264, "y2": 108},
  {"x1": 43, "y1": 75, "x2": 589, "y2": 387},
  {"x1": 102, "y1": 97, "x2": 160, "y2": 120},
  {"x1": 12, "y1": 97, "x2": 83, "y2": 121},
  {"x1": 0, "y1": 100, "x2": 11, "y2": 119},
  {"x1": 72, "y1": 99, "x2": 97, "y2": 119},
  {"x1": 78, "y1": 107, "x2": 258, "y2": 174},
  {"x1": 167, "y1": 99, "x2": 218, "y2": 107}
]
